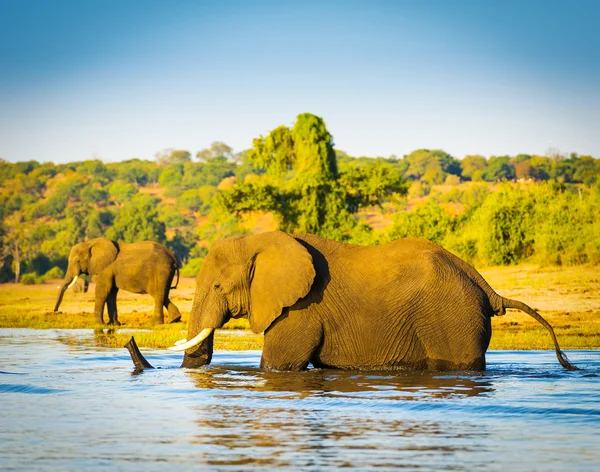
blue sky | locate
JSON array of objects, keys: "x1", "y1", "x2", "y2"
[{"x1": 0, "y1": 0, "x2": 598, "y2": 163}]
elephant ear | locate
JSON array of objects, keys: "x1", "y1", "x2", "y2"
[
  {"x1": 87, "y1": 238, "x2": 119, "y2": 275},
  {"x1": 247, "y1": 232, "x2": 316, "y2": 334}
]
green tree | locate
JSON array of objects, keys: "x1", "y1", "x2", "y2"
[
  {"x1": 482, "y1": 156, "x2": 515, "y2": 182},
  {"x1": 158, "y1": 165, "x2": 184, "y2": 189},
  {"x1": 107, "y1": 194, "x2": 166, "y2": 243},
  {"x1": 37, "y1": 176, "x2": 86, "y2": 217},
  {"x1": 115, "y1": 159, "x2": 152, "y2": 185},
  {"x1": 528, "y1": 155, "x2": 552, "y2": 180},
  {"x1": 202, "y1": 156, "x2": 236, "y2": 185},
  {"x1": 385, "y1": 202, "x2": 454, "y2": 244},
  {"x1": 80, "y1": 186, "x2": 109, "y2": 205},
  {"x1": 219, "y1": 113, "x2": 408, "y2": 240},
  {"x1": 248, "y1": 126, "x2": 295, "y2": 180},
  {"x1": 234, "y1": 150, "x2": 264, "y2": 182},
  {"x1": 108, "y1": 181, "x2": 138, "y2": 205},
  {"x1": 177, "y1": 186, "x2": 217, "y2": 213},
  {"x1": 156, "y1": 149, "x2": 192, "y2": 165},
  {"x1": 85, "y1": 210, "x2": 113, "y2": 239},
  {"x1": 166, "y1": 229, "x2": 198, "y2": 265},
  {"x1": 460, "y1": 155, "x2": 487, "y2": 180},
  {"x1": 158, "y1": 203, "x2": 192, "y2": 227},
  {"x1": 75, "y1": 160, "x2": 114, "y2": 183},
  {"x1": 405, "y1": 149, "x2": 460, "y2": 181},
  {"x1": 339, "y1": 162, "x2": 408, "y2": 212},
  {"x1": 196, "y1": 142, "x2": 233, "y2": 162},
  {"x1": 572, "y1": 155, "x2": 600, "y2": 186},
  {"x1": 2, "y1": 212, "x2": 26, "y2": 282}
]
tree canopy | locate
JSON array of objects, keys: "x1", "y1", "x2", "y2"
[{"x1": 1, "y1": 114, "x2": 599, "y2": 283}]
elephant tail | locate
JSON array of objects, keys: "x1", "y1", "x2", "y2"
[
  {"x1": 501, "y1": 297, "x2": 578, "y2": 371},
  {"x1": 171, "y1": 266, "x2": 179, "y2": 290}
]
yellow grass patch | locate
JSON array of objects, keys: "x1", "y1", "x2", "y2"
[{"x1": 482, "y1": 265, "x2": 600, "y2": 350}]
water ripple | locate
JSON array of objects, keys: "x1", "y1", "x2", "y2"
[
  {"x1": 0, "y1": 329, "x2": 599, "y2": 472},
  {"x1": 0, "y1": 383, "x2": 65, "y2": 394}
]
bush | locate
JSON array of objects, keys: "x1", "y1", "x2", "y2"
[
  {"x1": 108, "y1": 181, "x2": 137, "y2": 204},
  {"x1": 385, "y1": 202, "x2": 454, "y2": 244},
  {"x1": 159, "y1": 204, "x2": 191, "y2": 227},
  {"x1": 21, "y1": 272, "x2": 47, "y2": 285},
  {"x1": 107, "y1": 193, "x2": 166, "y2": 243},
  {"x1": 158, "y1": 166, "x2": 183, "y2": 189},
  {"x1": 347, "y1": 222, "x2": 377, "y2": 246},
  {"x1": 448, "y1": 186, "x2": 534, "y2": 265},
  {"x1": 44, "y1": 266, "x2": 64, "y2": 279},
  {"x1": 445, "y1": 174, "x2": 461, "y2": 186},
  {"x1": 439, "y1": 182, "x2": 600, "y2": 266},
  {"x1": 532, "y1": 184, "x2": 600, "y2": 265},
  {"x1": 177, "y1": 186, "x2": 217, "y2": 213},
  {"x1": 181, "y1": 257, "x2": 204, "y2": 277},
  {"x1": 407, "y1": 181, "x2": 431, "y2": 198}
]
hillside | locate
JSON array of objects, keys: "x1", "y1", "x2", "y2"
[{"x1": 1, "y1": 116, "x2": 599, "y2": 285}]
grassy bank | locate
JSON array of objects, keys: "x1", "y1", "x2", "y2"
[{"x1": 0, "y1": 265, "x2": 598, "y2": 351}]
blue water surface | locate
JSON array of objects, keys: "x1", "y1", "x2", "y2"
[{"x1": 0, "y1": 329, "x2": 599, "y2": 471}]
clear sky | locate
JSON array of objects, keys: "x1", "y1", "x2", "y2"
[{"x1": 1, "y1": 0, "x2": 598, "y2": 163}]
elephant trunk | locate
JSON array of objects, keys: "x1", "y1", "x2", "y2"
[
  {"x1": 53, "y1": 275, "x2": 79, "y2": 312},
  {"x1": 123, "y1": 333, "x2": 214, "y2": 371},
  {"x1": 175, "y1": 266, "x2": 226, "y2": 368},
  {"x1": 180, "y1": 331, "x2": 214, "y2": 368}
]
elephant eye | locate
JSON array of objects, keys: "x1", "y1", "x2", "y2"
[{"x1": 213, "y1": 282, "x2": 222, "y2": 292}]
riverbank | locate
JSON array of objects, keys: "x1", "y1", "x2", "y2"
[{"x1": 0, "y1": 264, "x2": 598, "y2": 350}]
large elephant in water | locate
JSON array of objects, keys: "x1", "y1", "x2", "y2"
[
  {"x1": 54, "y1": 238, "x2": 181, "y2": 325},
  {"x1": 130, "y1": 231, "x2": 576, "y2": 371}
]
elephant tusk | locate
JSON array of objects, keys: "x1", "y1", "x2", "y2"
[
  {"x1": 168, "y1": 328, "x2": 214, "y2": 352},
  {"x1": 66, "y1": 276, "x2": 79, "y2": 289},
  {"x1": 174, "y1": 338, "x2": 187, "y2": 346}
]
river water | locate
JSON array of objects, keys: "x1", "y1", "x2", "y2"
[{"x1": 1, "y1": 329, "x2": 599, "y2": 471}]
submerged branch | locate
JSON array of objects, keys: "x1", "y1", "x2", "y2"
[{"x1": 124, "y1": 336, "x2": 154, "y2": 372}]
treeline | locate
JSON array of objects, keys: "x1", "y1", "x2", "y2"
[
  {"x1": 383, "y1": 182, "x2": 600, "y2": 266},
  {"x1": 1, "y1": 113, "x2": 599, "y2": 283}
]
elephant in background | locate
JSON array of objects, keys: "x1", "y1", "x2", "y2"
[
  {"x1": 54, "y1": 238, "x2": 181, "y2": 325},
  {"x1": 70, "y1": 276, "x2": 89, "y2": 293},
  {"x1": 129, "y1": 231, "x2": 576, "y2": 372}
]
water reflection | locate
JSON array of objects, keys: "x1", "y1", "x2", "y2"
[
  {"x1": 186, "y1": 366, "x2": 494, "y2": 401},
  {"x1": 88, "y1": 328, "x2": 118, "y2": 348},
  {"x1": 182, "y1": 364, "x2": 496, "y2": 468},
  {"x1": 188, "y1": 387, "x2": 490, "y2": 470}
]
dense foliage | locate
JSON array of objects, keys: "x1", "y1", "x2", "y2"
[{"x1": 1, "y1": 113, "x2": 599, "y2": 283}]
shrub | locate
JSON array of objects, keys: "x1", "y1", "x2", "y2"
[
  {"x1": 181, "y1": 257, "x2": 204, "y2": 277},
  {"x1": 532, "y1": 184, "x2": 600, "y2": 265},
  {"x1": 385, "y1": 202, "x2": 454, "y2": 244},
  {"x1": 407, "y1": 181, "x2": 431, "y2": 198},
  {"x1": 21, "y1": 272, "x2": 47, "y2": 285},
  {"x1": 445, "y1": 174, "x2": 461, "y2": 186},
  {"x1": 44, "y1": 266, "x2": 64, "y2": 279}
]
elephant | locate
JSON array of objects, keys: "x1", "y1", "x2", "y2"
[
  {"x1": 54, "y1": 237, "x2": 182, "y2": 325},
  {"x1": 126, "y1": 231, "x2": 577, "y2": 372}
]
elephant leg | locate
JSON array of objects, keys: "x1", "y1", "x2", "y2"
[
  {"x1": 164, "y1": 298, "x2": 182, "y2": 324},
  {"x1": 152, "y1": 293, "x2": 165, "y2": 324},
  {"x1": 106, "y1": 287, "x2": 120, "y2": 326},
  {"x1": 261, "y1": 312, "x2": 323, "y2": 371},
  {"x1": 150, "y1": 273, "x2": 176, "y2": 325},
  {"x1": 94, "y1": 273, "x2": 114, "y2": 325}
]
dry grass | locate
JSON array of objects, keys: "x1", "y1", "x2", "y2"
[
  {"x1": 0, "y1": 264, "x2": 598, "y2": 351},
  {"x1": 481, "y1": 265, "x2": 600, "y2": 350}
]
